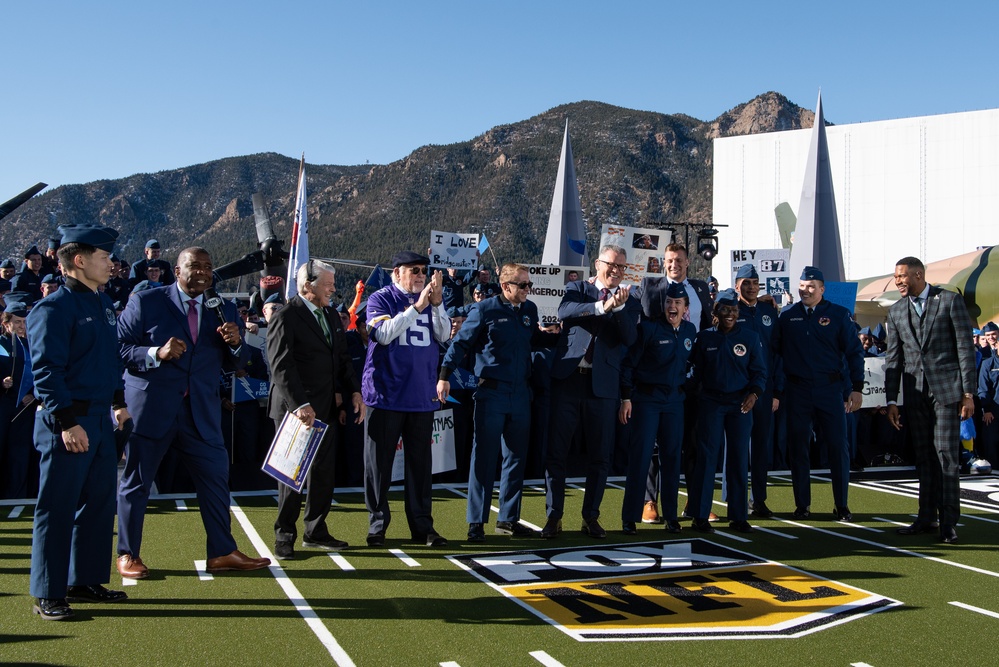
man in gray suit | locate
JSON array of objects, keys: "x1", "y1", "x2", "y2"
[{"x1": 884, "y1": 256, "x2": 976, "y2": 544}]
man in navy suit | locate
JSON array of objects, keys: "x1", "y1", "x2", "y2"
[
  {"x1": 542, "y1": 245, "x2": 638, "y2": 539},
  {"x1": 116, "y1": 247, "x2": 270, "y2": 578}
]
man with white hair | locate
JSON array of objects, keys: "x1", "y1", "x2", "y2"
[
  {"x1": 267, "y1": 260, "x2": 363, "y2": 559},
  {"x1": 362, "y1": 251, "x2": 451, "y2": 547}
]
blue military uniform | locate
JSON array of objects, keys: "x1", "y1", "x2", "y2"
[
  {"x1": 734, "y1": 264, "x2": 782, "y2": 510},
  {"x1": 976, "y1": 322, "x2": 999, "y2": 465},
  {"x1": 772, "y1": 267, "x2": 865, "y2": 515},
  {"x1": 440, "y1": 293, "x2": 557, "y2": 531},
  {"x1": 620, "y1": 282, "x2": 696, "y2": 527},
  {"x1": 688, "y1": 290, "x2": 767, "y2": 526},
  {"x1": 27, "y1": 225, "x2": 126, "y2": 618}
]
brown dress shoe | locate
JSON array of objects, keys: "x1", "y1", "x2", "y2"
[
  {"x1": 205, "y1": 550, "x2": 271, "y2": 573},
  {"x1": 117, "y1": 554, "x2": 149, "y2": 580}
]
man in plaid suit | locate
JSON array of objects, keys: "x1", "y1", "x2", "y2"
[{"x1": 884, "y1": 256, "x2": 977, "y2": 544}]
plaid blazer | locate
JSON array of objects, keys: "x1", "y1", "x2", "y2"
[{"x1": 884, "y1": 285, "x2": 977, "y2": 407}]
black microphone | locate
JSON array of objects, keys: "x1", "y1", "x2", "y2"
[{"x1": 203, "y1": 287, "x2": 229, "y2": 324}]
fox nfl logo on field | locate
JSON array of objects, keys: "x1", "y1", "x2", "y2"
[{"x1": 450, "y1": 540, "x2": 898, "y2": 642}]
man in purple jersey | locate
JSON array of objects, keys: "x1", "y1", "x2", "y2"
[{"x1": 362, "y1": 250, "x2": 452, "y2": 547}]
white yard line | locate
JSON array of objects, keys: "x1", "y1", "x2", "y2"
[
  {"x1": 7, "y1": 505, "x2": 23, "y2": 519},
  {"x1": 389, "y1": 549, "x2": 421, "y2": 567},
  {"x1": 329, "y1": 554, "x2": 355, "y2": 571},
  {"x1": 175, "y1": 499, "x2": 187, "y2": 511},
  {"x1": 949, "y1": 601, "x2": 999, "y2": 619},
  {"x1": 529, "y1": 651, "x2": 567, "y2": 667},
  {"x1": 193, "y1": 560, "x2": 213, "y2": 581},
  {"x1": 230, "y1": 500, "x2": 356, "y2": 667},
  {"x1": 752, "y1": 526, "x2": 797, "y2": 539}
]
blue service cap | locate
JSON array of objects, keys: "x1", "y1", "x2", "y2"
[
  {"x1": 446, "y1": 306, "x2": 465, "y2": 318},
  {"x1": 391, "y1": 250, "x2": 429, "y2": 268},
  {"x1": 735, "y1": 264, "x2": 759, "y2": 280},
  {"x1": 334, "y1": 303, "x2": 347, "y2": 314},
  {"x1": 24, "y1": 245, "x2": 41, "y2": 259},
  {"x1": 858, "y1": 325, "x2": 870, "y2": 335},
  {"x1": 0, "y1": 259, "x2": 13, "y2": 269},
  {"x1": 870, "y1": 322, "x2": 886, "y2": 340},
  {"x1": 3, "y1": 301, "x2": 28, "y2": 317},
  {"x1": 982, "y1": 321, "x2": 999, "y2": 334},
  {"x1": 47, "y1": 238, "x2": 60, "y2": 250},
  {"x1": 800, "y1": 266, "x2": 824, "y2": 282},
  {"x1": 6, "y1": 290, "x2": 35, "y2": 307},
  {"x1": 145, "y1": 239, "x2": 161, "y2": 249},
  {"x1": 716, "y1": 288, "x2": 739, "y2": 306},
  {"x1": 665, "y1": 281, "x2": 688, "y2": 301},
  {"x1": 974, "y1": 328, "x2": 982, "y2": 335},
  {"x1": 58, "y1": 224, "x2": 119, "y2": 253},
  {"x1": 355, "y1": 300, "x2": 367, "y2": 319},
  {"x1": 41, "y1": 274, "x2": 59, "y2": 284},
  {"x1": 263, "y1": 293, "x2": 283, "y2": 305}
]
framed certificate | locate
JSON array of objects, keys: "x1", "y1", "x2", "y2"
[{"x1": 261, "y1": 412, "x2": 328, "y2": 492}]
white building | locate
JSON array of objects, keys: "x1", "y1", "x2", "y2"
[{"x1": 711, "y1": 107, "x2": 999, "y2": 287}]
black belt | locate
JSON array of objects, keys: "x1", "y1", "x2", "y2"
[{"x1": 576, "y1": 366, "x2": 592, "y2": 375}]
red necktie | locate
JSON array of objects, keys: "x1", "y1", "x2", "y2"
[{"x1": 187, "y1": 299, "x2": 199, "y2": 344}]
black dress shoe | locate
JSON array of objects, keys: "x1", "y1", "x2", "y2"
[
  {"x1": 302, "y1": 536, "x2": 349, "y2": 551},
  {"x1": 274, "y1": 541, "x2": 295, "y2": 560},
  {"x1": 751, "y1": 501, "x2": 774, "y2": 518},
  {"x1": 66, "y1": 585, "x2": 128, "y2": 603},
  {"x1": 495, "y1": 521, "x2": 537, "y2": 536},
  {"x1": 622, "y1": 522, "x2": 638, "y2": 535},
  {"x1": 426, "y1": 533, "x2": 448, "y2": 547},
  {"x1": 581, "y1": 517, "x2": 606, "y2": 538},
  {"x1": 541, "y1": 517, "x2": 562, "y2": 539},
  {"x1": 897, "y1": 520, "x2": 935, "y2": 535},
  {"x1": 366, "y1": 532, "x2": 385, "y2": 547},
  {"x1": 664, "y1": 520, "x2": 682, "y2": 534},
  {"x1": 729, "y1": 520, "x2": 753, "y2": 533},
  {"x1": 33, "y1": 598, "x2": 73, "y2": 621},
  {"x1": 691, "y1": 518, "x2": 715, "y2": 533},
  {"x1": 792, "y1": 506, "x2": 811, "y2": 519},
  {"x1": 467, "y1": 523, "x2": 485, "y2": 542},
  {"x1": 833, "y1": 506, "x2": 853, "y2": 522},
  {"x1": 940, "y1": 525, "x2": 958, "y2": 544}
]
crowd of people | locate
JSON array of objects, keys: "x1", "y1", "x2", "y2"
[{"x1": 7, "y1": 226, "x2": 993, "y2": 622}]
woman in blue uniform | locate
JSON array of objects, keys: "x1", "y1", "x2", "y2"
[
  {"x1": 619, "y1": 282, "x2": 695, "y2": 534},
  {"x1": 688, "y1": 289, "x2": 767, "y2": 533}
]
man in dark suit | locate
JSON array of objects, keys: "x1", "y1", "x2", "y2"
[
  {"x1": 542, "y1": 245, "x2": 638, "y2": 539},
  {"x1": 266, "y1": 260, "x2": 363, "y2": 560},
  {"x1": 116, "y1": 247, "x2": 270, "y2": 577},
  {"x1": 885, "y1": 256, "x2": 976, "y2": 544}
]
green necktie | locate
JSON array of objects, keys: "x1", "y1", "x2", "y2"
[{"x1": 315, "y1": 309, "x2": 331, "y2": 345}]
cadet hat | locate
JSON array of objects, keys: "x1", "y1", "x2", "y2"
[
  {"x1": 24, "y1": 245, "x2": 41, "y2": 259},
  {"x1": 858, "y1": 325, "x2": 871, "y2": 336},
  {"x1": 0, "y1": 259, "x2": 13, "y2": 269},
  {"x1": 446, "y1": 306, "x2": 464, "y2": 319},
  {"x1": 3, "y1": 301, "x2": 28, "y2": 317},
  {"x1": 145, "y1": 239, "x2": 161, "y2": 249},
  {"x1": 355, "y1": 300, "x2": 368, "y2": 321},
  {"x1": 58, "y1": 224, "x2": 119, "y2": 253},
  {"x1": 6, "y1": 290, "x2": 35, "y2": 307},
  {"x1": 665, "y1": 281, "x2": 688, "y2": 300},
  {"x1": 0, "y1": 279, "x2": 10, "y2": 292},
  {"x1": 735, "y1": 264, "x2": 759, "y2": 281},
  {"x1": 263, "y1": 293, "x2": 284, "y2": 305},
  {"x1": 982, "y1": 322, "x2": 999, "y2": 334},
  {"x1": 47, "y1": 238, "x2": 60, "y2": 251},
  {"x1": 870, "y1": 322, "x2": 887, "y2": 341},
  {"x1": 391, "y1": 250, "x2": 429, "y2": 268},
  {"x1": 800, "y1": 266, "x2": 824, "y2": 282},
  {"x1": 974, "y1": 328, "x2": 982, "y2": 335},
  {"x1": 715, "y1": 288, "x2": 739, "y2": 306},
  {"x1": 41, "y1": 274, "x2": 59, "y2": 284},
  {"x1": 334, "y1": 303, "x2": 347, "y2": 314}
]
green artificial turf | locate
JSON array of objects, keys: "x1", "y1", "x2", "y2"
[{"x1": 2, "y1": 476, "x2": 998, "y2": 667}]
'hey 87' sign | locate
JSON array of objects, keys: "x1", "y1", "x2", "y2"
[{"x1": 730, "y1": 249, "x2": 790, "y2": 296}]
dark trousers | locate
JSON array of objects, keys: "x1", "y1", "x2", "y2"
[
  {"x1": 275, "y1": 416, "x2": 339, "y2": 544},
  {"x1": 690, "y1": 397, "x2": 752, "y2": 522},
  {"x1": 0, "y1": 398, "x2": 37, "y2": 499},
  {"x1": 467, "y1": 387, "x2": 530, "y2": 524},
  {"x1": 785, "y1": 383, "x2": 850, "y2": 508},
  {"x1": 545, "y1": 371, "x2": 615, "y2": 521},
  {"x1": 117, "y1": 397, "x2": 237, "y2": 559},
  {"x1": 906, "y1": 386, "x2": 962, "y2": 526},
  {"x1": 749, "y1": 390, "x2": 774, "y2": 503},
  {"x1": 623, "y1": 392, "x2": 683, "y2": 522},
  {"x1": 363, "y1": 407, "x2": 436, "y2": 538},
  {"x1": 30, "y1": 409, "x2": 116, "y2": 599}
]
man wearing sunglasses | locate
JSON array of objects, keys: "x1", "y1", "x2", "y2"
[
  {"x1": 438, "y1": 264, "x2": 558, "y2": 542},
  {"x1": 542, "y1": 245, "x2": 638, "y2": 539},
  {"x1": 362, "y1": 251, "x2": 452, "y2": 547}
]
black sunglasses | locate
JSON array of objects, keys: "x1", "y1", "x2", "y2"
[
  {"x1": 405, "y1": 266, "x2": 428, "y2": 275},
  {"x1": 505, "y1": 281, "x2": 534, "y2": 290}
]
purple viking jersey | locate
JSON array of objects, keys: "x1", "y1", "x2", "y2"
[{"x1": 362, "y1": 284, "x2": 440, "y2": 412}]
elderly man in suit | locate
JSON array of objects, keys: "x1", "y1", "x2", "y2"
[
  {"x1": 116, "y1": 247, "x2": 270, "y2": 578},
  {"x1": 542, "y1": 244, "x2": 638, "y2": 539},
  {"x1": 267, "y1": 260, "x2": 363, "y2": 560},
  {"x1": 885, "y1": 256, "x2": 976, "y2": 544}
]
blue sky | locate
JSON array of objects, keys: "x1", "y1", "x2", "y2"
[{"x1": 3, "y1": 1, "x2": 997, "y2": 193}]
